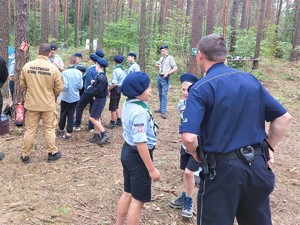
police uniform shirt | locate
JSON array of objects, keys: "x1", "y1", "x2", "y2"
[
  {"x1": 126, "y1": 62, "x2": 140, "y2": 75},
  {"x1": 179, "y1": 62, "x2": 287, "y2": 153},
  {"x1": 111, "y1": 67, "x2": 126, "y2": 87},
  {"x1": 122, "y1": 99, "x2": 156, "y2": 149}
]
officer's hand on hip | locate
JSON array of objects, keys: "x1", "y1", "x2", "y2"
[
  {"x1": 149, "y1": 168, "x2": 160, "y2": 182},
  {"x1": 267, "y1": 150, "x2": 274, "y2": 168}
]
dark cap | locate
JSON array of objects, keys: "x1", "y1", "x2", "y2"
[
  {"x1": 74, "y1": 52, "x2": 83, "y2": 58},
  {"x1": 96, "y1": 56, "x2": 108, "y2": 68},
  {"x1": 122, "y1": 72, "x2": 150, "y2": 97},
  {"x1": 89, "y1": 53, "x2": 98, "y2": 62},
  {"x1": 50, "y1": 44, "x2": 57, "y2": 51},
  {"x1": 114, "y1": 55, "x2": 124, "y2": 63},
  {"x1": 180, "y1": 73, "x2": 199, "y2": 84},
  {"x1": 95, "y1": 50, "x2": 105, "y2": 58},
  {"x1": 159, "y1": 45, "x2": 168, "y2": 50},
  {"x1": 76, "y1": 65, "x2": 87, "y2": 73},
  {"x1": 128, "y1": 52, "x2": 137, "y2": 59}
]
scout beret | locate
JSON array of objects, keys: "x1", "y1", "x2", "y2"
[
  {"x1": 76, "y1": 65, "x2": 86, "y2": 73},
  {"x1": 114, "y1": 55, "x2": 124, "y2": 63},
  {"x1": 159, "y1": 45, "x2": 168, "y2": 50},
  {"x1": 89, "y1": 53, "x2": 98, "y2": 62},
  {"x1": 122, "y1": 72, "x2": 150, "y2": 97},
  {"x1": 74, "y1": 52, "x2": 83, "y2": 58},
  {"x1": 96, "y1": 56, "x2": 108, "y2": 68},
  {"x1": 128, "y1": 52, "x2": 137, "y2": 59},
  {"x1": 50, "y1": 44, "x2": 57, "y2": 50},
  {"x1": 95, "y1": 50, "x2": 105, "y2": 58},
  {"x1": 180, "y1": 73, "x2": 199, "y2": 84}
]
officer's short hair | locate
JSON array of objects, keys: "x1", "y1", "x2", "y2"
[
  {"x1": 197, "y1": 34, "x2": 227, "y2": 62},
  {"x1": 68, "y1": 55, "x2": 77, "y2": 65},
  {"x1": 38, "y1": 43, "x2": 51, "y2": 56}
]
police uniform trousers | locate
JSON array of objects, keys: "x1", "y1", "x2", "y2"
[
  {"x1": 22, "y1": 110, "x2": 58, "y2": 157},
  {"x1": 197, "y1": 153, "x2": 274, "y2": 225}
]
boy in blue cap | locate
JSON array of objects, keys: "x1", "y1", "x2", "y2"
[
  {"x1": 126, "y1": 52, "x2": 140, "y2": 75},
  {"x1": 169, "y1": 73, "x2": 200, "y2": 218},
  {"x1": 88, "y1": 56, "x2": 111, "y2": 145},
  {"x1": 116, "y1": 72, "x2": 160, "y2": 225},
  {"x1": 105, "y1": 55, "x2": 126, "y2": 129},
  {"x1": 74, "y1": 52, "x2": 84, "y2": 67}
]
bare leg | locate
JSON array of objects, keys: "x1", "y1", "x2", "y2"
[
  {"x1": 127, "y1": 197, "x2": 144, "y2": 225},
  {"x1": 111, "y1": 111, "x2": 117, "y2": 121},
  {"x1": 183, "y1": 168, "x2": 195, "y2": 197},
  {"x1": 116, "y1": 191, "x2": 132, "y2": 225},
  {"x1": 89, "y1": 117, "x2": 104, "y2": 133}
]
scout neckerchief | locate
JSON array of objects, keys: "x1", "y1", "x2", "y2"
[
  {"x1": 114, "y1": 64, "x2": 124, "y2": 70},
  {"x1": 67, "y1": 65, "x2": 76, "y2": 69},
  {"x1": 127, "y1": 62, "x2": 135, "y2": 68},
  {"x1": 126, "y1": 97, "x2": 159, "y2": 135}
]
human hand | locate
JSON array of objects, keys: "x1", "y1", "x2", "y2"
[
  {"x1": 267, "y1": 150, "x2": 274, "y2": 167},
  {"x1": 149, "y1": 168, "x2": 160, "y2": 182},
  {"x1": 91, "y1": 80, "x2": 95, "y2": 84},
  {"x1": 163, "y1": 73, "x2": 169, "y2": 78}
]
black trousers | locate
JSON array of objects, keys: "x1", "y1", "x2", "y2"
[
  {"x1": 197, "y1": 154, "x2": 274, "y2": 225},
  {"x1": 58, "y1": 100, "x2": 78, "y2": 133},
  {"x1": 74, "y1": 92, "x2": 94, "y2": 129}
]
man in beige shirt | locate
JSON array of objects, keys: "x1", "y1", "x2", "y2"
[
  {"x1": 155, "y1": 45, "x2": 177, "y2": 119},
  {"x1": 20, "y1": 43, "x2": 63, "y2": 163}
]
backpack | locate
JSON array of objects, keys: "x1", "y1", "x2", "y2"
[{"x1": 0, "y1": 57, "x2": 8, "y2": 85}]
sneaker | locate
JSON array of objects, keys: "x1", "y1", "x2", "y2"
[
  {"x1": 161, "y1": 112, "x2": 167, "y2": 119},
  {"x1": 73, "y1": 126, "x2": 81, "y2": 132},
  {"x1": 97, "y1": 132, "x2": 111, "y2": 145},
  {"x1": 169, "y1": 192, "x2": 186, "y2": 209},
  {"x1": 88, "y1": 133, "x2": 101, "y2": 143},
  {"x1": 62, "y1": 133, "x2": 72, "y2": 140},
  {"x1": 181, "y1": 196, "x2": 193, "y2": 218},
  {"x1": 20, "y1": 155, "x2": 30, "y2": 164},
  {"x1": 47, "y1": 151, "x2": 62, "y2": 162},
  {"x1": 116, "y1": 118, "x2": 122, "y2": 126},
  {"x1": 56, "y1": 128, "x2": 64, "y2": 137},
  {"x1": 105, "y1": 121, "x2": 116, "y2": 129},
  {"x1": 0, "y1": 152, "x2": 4, "y2": 160},
  {"x1": 154, "y1": 109, "x2": 161, "y2": 113}
]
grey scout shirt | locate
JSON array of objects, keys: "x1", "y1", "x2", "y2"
[
  {"x1": 156, "y1": 55, "x2": 177, "y2": 75},
  {"x1": 126, "y1": 62, "x2": 140, "y2": 75}
]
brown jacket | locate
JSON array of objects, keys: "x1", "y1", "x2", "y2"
[{"x1": 20, "y1": 55, "x2": 63, "y2": 111}]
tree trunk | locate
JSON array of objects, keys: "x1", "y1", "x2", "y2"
[
  {"x1": 33, "y1": 0, "x2": 37, "y2": 46},
  {"x1": 0, "y1": 0, "x2": 9, "y2": 98},
  {"x1": 14, "y1": 0, "x2": 30, "y2": 103},
  {"x1": 97, "y1": 0, "x2": 105, "y2": 50},
  {"x1": 54, "y1": 0, "x2": 59, "y2": 40},
  {"x1": 41, "y1": 0, "x2": 49, "y2": 43},
  {"x1": 240, "y1": 0, "x2": 252, "y2": 30},
  {"x1": 49, "y1": 0, "x2": 55, "y2": 39},
  {"x1": 229, "y1": 0, "x2": 239, "y2": 53},
  {"x1": 283, "y1": 0, "x2": 291, "y2": 34},
  {"x1": 63, "y1": 0, "x2": 68, "y2": 43},
  {"x1": 138, "y1": 0, "x2": 147, "y2": 71},
  {"x1": 222, "y1": 0, "x2": 229, "y2": 40},
  {"x1": 74, "y1": 0, "x2": 80, "y2": 48},
  {"x1": 158, "y1": 0, "x2": 166, "y2": 35},
  {"x1": 188, "y1": 0, "x2": 205, "y2": 76},
  {"x1": 89, "y1": 0, "x2": 95, "y2": 53},
  {"x1": 291, "y1": 1, "x2": 300, "y2": 62},
  {"x1": 206, "y1": 0, "x2": 216, "y2": 35},
  {"x1": 253, "y1": 0, "x2": 266, "y2": 70}
]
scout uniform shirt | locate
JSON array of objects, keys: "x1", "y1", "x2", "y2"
[{"x1": 126, "y1": 62, "x2": 140, "y2": 75}]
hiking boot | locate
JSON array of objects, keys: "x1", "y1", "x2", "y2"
[
  {"x1": 88, "y1": 133, "x2": 101, "y2": 143},
  {"x1": 116, "y1": 118, "x2": 122, "y2": 126},
  {"x1": 56, "y1": 128, "x2": 64, "y2": 137},
  {"x1": 47, "y1": 151, "x2": 62, "y2": 162},
  {"x1": 169, "y1": 192, "x2": 186, "y2": 209},
  {"x1": 105, "y1": 121, "x2": 116, "y2": 129},
  {"x1": 154, "y1": 109, "x2": 161, "y2": 113},
  {"x1": 62, "y1": 133, "x2": 72, "y2": 140},
  {"x1": 0, "y1": 152, "x2": 4, "y2": 160},
  {"x1": 161, "y1": 112, "x2": 167, "y2": 119},
  {"x1": 73, "y1": 126, "x2": 81, "y2": 132},
  {"x1": 97, "y1": 131, "x2": 111, "y2": 145},
  {"x1": 181, "y1": 196, "x2": 193, "y2": 218},
  {"x1": 20, "y1": 155, "x2": 30, "y2": 164}
]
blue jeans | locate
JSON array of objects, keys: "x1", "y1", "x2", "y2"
[{"x1": 157, "y1": 74, "x2": 170, "y2": 113}]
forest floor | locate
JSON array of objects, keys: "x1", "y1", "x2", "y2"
[{"x1": 0, "y1": 59, "x2": 299, "y2": 225}]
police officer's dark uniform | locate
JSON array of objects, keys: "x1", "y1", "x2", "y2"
[{"x1": 180, "y1": 61, "x2": 288, "y2": 224}]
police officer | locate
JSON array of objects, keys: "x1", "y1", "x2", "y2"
[
  {"x1": 116, "y1": 72, "x2": 160, "y2": 225},
  {"x1": 180, "y1": 34, "x2": 292, "y2": 225},
  {"x1": 20, "y1": 43, "x2": 64, "y2": 163}
]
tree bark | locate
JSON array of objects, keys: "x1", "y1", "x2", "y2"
[
  {"x1": 74, "y1": 0, "x2": 80, "y2": 48},
  {"x1": 41, "y1": 0, "x2": 49, "y2": 43},
  {"x1": 14, "y1": 0, "x2": 30, "y2": 103},
  {"x1": 97, "y1": 0, "x2": 105, "y2": 50},
  {"x1": 229, "y1": 0, "x2": 239, "y2": 53},
  {"x1": 291, "y1": 0, "x2": 300, "y2": 61},
  {"x1": 188, "y1": 0, "x2": 205, "y2": 76},
  {"x1": 253, "y1": 0, "x2": 266, "y2": 70},
  {"x1": 63, "y1": 0, "x2": 68, "y2": 43},
  {"x1": 240, "y1": 0, "x2": 251, "y2": 30},
  {"x1": 33, "y1": 0, "x2": 37, "y2": 46},
  {"x1": 158, "y1": 0, "x2": 166, "y2": 34},
  {"x1": 206, "y1": 0, "x2": 216, "y2": 35},
  {"x1": 222, "y1": 0, "x2": 229, "y2": 39},
  {"x1": 138, "y1": 0, "x2": 147, "y2": 71},
  {"x1": 89, "y1": 0, "x2": 95, "y2": 53}
]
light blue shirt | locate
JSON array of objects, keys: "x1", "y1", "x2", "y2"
[
  {"x1": 126, "y1": 62, "x2": 140, "y2": 75},
  {"x1": 122, "y1": 99, "x2": 157, "y2": 149},
  {"x1": 111, "y1": 67, "x2": 126, "y2": 87},
  {"x1": 61, "y1": 68, "x2": 83, "y2": 103}
]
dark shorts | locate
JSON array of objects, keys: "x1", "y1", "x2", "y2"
[
  {"x1": 109, "y1": 86, "x2": 121, "y2": 111},
  {"x1": 90, "y1": 97, "x2": 106, "y2": 119},
  {"x1": 180, "y1": 145, "x2": 201, "y2": 172},
  {"x1": 121, "y1": 142, "x2": 153, "y2": 202}
]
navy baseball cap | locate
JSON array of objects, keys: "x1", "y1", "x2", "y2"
[{"x1": 50, "y1": 44, "x2": 57, "y2": 50}]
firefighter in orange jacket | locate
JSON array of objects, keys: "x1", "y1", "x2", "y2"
[{"x1": 19, "y1": 43, "x2": 64, "y2": 163}]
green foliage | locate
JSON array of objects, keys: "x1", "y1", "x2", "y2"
[
  {"x1": 234, "y1": 28, "x2": 256, "y2": 58},
  {"x1": 261, "y1": 22, "x2": 277, "y2": 59},
  {"x1": 57, "y1": 205, "x2": 71, "y2": 215}
]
